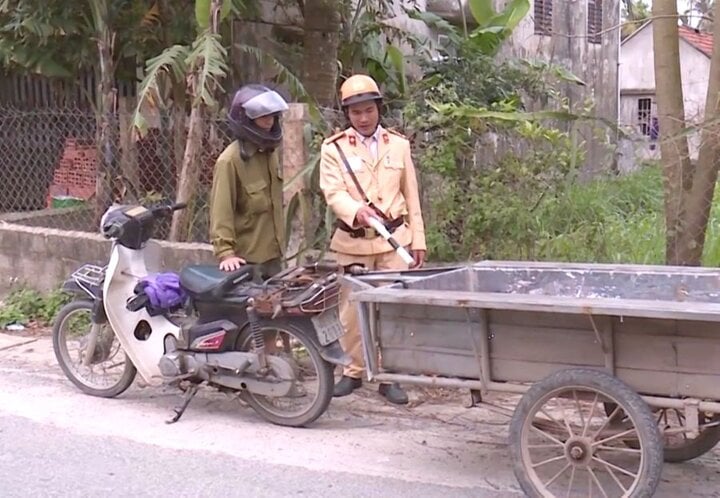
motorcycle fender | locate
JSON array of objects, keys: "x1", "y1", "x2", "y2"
[
  {"x1": 91, "y1": 299, "x2": 108, "y2": 324},
  {"x1": 319, "y1": 340, "x2": 352, "y2": 367}
]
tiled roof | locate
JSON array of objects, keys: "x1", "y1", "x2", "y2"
[{"x1": 678, "y1": 25, "x2": 714, "y2": 57}]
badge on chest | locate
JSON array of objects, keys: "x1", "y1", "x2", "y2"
[{"x1": 348, "y1": 156, "x2": 363, "y2": 172}]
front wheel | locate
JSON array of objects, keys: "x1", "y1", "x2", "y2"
[
  {"x1": 509, "y1": 368, "x2": 663, "y2": 498},
  {"x1": 52, "y1": 300, "x2": 137, "y2": 398},
  {"x1": 236, "y1": 318, "x2": 334, "y2": 428}
]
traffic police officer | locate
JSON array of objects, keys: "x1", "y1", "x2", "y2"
[{"x1": 319, "y1": 74, "x2": 427, "y2": 405}]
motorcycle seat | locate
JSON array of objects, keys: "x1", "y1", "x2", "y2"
[{"x1": 179, "y1": 264, "x2": 255, "y2": 300}]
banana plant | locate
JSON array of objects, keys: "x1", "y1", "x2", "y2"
[
  {"x1": 131, "y1": 0, "x2": 234, "y2": 241},
  {"x1": 132, "y1": 0, "x2": 312, "y2": 241},
  {"x1": 466, "y1": 0, "x2": 530, "y2": 55}
]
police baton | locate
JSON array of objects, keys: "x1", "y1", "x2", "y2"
[{"x1": 367, "y1": 216, "x2": 415, "y2": 266}]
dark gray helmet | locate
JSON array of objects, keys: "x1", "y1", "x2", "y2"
[{"x1": 228, "y1": 84, "x2": 289, "y2": 151}]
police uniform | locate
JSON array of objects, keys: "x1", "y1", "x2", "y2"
[{"x1": 319, "y1": 124, "x2": 427, "y2": 380}]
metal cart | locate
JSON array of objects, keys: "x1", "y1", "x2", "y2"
[{"x1": 343, "y1": 260, "x2": 720, "y2": 497}]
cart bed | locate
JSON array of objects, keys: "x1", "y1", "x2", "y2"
[{"x1": 349, "y1": 261, "x2": 720, "y2": 401}]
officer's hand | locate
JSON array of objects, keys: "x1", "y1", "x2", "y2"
[
  {"x1": 354, "y1": 206, "x2": 377, "y2": 228},
  {"x1": 411, "y1": 250, "x2": 426, "y2": 269},
  {"x1": 219, "y1": 256, "x2": 247, "y2": 272}
]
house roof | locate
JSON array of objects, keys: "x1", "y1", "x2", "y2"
[
  {"x1": 678, "y1": 25, "x2": 714, "y2": 57},
  {"x1": 621, "y1": 21, "x2": 714, "y2": 58}
]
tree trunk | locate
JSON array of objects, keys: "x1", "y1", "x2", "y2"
[
  {"x1": 169, "y1": 100, "x2": 205, "y2": 241},
  {"x1": 302, "y1": 0, "x2": 341, "y2": 107},
  {"x1": 118, "y1": 97, "x2": 140, "y2": 201},
  {"x1": 169, "y1": 0, "x2": 223, "y2": 241},
  {"x1": 653, "y1": 0, "x2": 695, "y2": 265},
  {"x1": 677, "y1": 0, "x2": 720, "y2": 264},
  {"x1": 92, "y1": 0, "x2": 118, "y2": 223}
]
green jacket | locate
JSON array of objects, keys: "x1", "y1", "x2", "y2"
[{"x1": 208, "y1": 140, "x2": 284, "y2": 264}]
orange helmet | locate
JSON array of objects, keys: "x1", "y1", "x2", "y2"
[{"x1": 339, "y1": 74, "x2": 382, "y2": 107}]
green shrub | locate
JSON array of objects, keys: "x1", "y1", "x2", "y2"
[{"x1": 0, "y1": 288, "x2": 72, "y2": 328}]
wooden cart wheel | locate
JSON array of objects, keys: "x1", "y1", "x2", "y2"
[
  {"x1": 604, "y1": 402, "x2": 720, "y2": 463},
  {"x1": 509, "y1": 368, "x2": 663, "y2": 498}
]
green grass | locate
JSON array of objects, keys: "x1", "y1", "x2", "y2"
[{"x1": 427, "y1": 165, "x2": 720, "y2": 266}]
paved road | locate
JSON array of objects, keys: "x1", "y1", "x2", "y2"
[
  {"x1": 1, "y1": 333, "x2": 719, "y2": 497},
  {"x1": 1, "y1": 413, "x2": 499, "y2": 498},
  {"x1": 0, "y1": 335, "x2": 518, "y2": 497}
]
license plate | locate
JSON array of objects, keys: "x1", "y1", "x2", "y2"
[{"x1": 311, "y1": 307, "x2": 345, "y2": 346}]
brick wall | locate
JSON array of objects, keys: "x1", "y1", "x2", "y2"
[
  {"x1": 46, "y1": 128, "x2": 226, "y2": 208},
  {"x1": 47, "y1": 139, "x2": 97, "y2": 205}
]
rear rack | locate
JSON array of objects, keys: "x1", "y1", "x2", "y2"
[{"x1": 71, "y1": 264, "x2": 107, "y2": 288}]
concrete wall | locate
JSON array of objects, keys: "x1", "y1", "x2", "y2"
[{"x1": 0, "y1": 221, "x2": 215, "y2": 295}]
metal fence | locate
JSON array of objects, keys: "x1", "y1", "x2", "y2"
[{"x1": 0, "y1": 105, "x2": 233, "y2": 243}]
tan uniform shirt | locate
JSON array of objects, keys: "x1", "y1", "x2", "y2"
[
  {"x1": 319, "y1": 126, "x2": 426, "y2": 256},
  {"x1": 208, "y1": 141, "x2": 284, "y2": 264}
]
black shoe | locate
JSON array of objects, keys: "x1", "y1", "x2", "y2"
[
  {"x1": 333, "y1": 375, "x2": 362, "y2": 397},
  {"x1": 378, "y1": 383, "x2": 408, "y2": 405}
]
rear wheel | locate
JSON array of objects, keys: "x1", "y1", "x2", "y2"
[
  {"x1": 52, "y1": 300, "x2": 136, "y2": 398},
  {"x1": 236, "y1": 318, "x2": 334, "y2": 427},
  {"x1": 604, "y1": 402, "x2": 720, "y2": 463}
]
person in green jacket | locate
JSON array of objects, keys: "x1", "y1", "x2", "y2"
[{"x1": 209, "y1": 84, "x2": 289, "y2": 279}]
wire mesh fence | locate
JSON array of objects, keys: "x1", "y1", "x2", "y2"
[
  {"x1": 1, "y1": 102, "x2": 719, "y2": 267},
  {"x1": 0, "y1": 105, "x2": 233, "y2": 243}
]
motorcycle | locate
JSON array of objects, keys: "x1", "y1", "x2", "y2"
[{"x1": 51, "y1": 202, "x2": 352, "y2": 427}]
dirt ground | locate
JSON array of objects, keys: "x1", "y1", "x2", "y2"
[{"x1": 1, "y1": 329, "x2": 720, "y2": 497}]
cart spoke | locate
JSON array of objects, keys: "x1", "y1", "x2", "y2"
[
  {"x1": 674, "y1": 408, "x2": 686, "y2": 423},
  {"x1": 591, "y1": 404, "x2": 621, "y2": 441},
  {"x1": 573, "y1": 390, "x2": 586, "y2": 429},
  {"x1": 599, "y1": 458, "x2": 629, "y2": 493},
  {"x1": 582, "y1": 393, "x2": 600, "y2": 437},
  {"x1": 540, "y1": 407, "x2": 573, "y2": 436},
  {"x1": 592, "y1": 455, "x2": 638, "y2": 479},
  {"x1": 565, "y1": 465, "x2": 577, "y2": 498},
  {"x1": 532, "y1": 454, "x2": 568, "y2": 469},
  {"x1": 543, "y1": 462, "x2": 572, "y2": 487},
  {"x1": 592, "y1": 427, "x2": 637, "y2": 447},
  {"x1": 531, "y1": 425, "x2": 567, "y2": 447},
  {"x1": 528, "y1": 443, "x2": 566, "y2": 449},
  {"x1": 558, "y1": 396, "x2": 578, "y2": 437},
  {"x1": 595, "y1": 445, "x2": 642, "y2": 455},
  {"x1": 587, "y1": 467, "x2": 610, "y2": 498}
]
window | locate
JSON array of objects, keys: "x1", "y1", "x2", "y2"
[
  {"x1": 637, "y1": 98, "x2": 654, "y2": 136},
  {"x1": 588, "y1": 0, "x2": 603, "y2": 44},
  {"x1": 534, "y1": 0, "x2": 603, "y2": 43},
  {"x1": 534, "y1": 0, "x2": 553, "y2": 35}
]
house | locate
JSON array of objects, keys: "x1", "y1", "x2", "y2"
[
  {"x1": 619, "y1": 21, "x2": 713, "y2": 162},
  {"x1": 423, "y1": 0, "x2": 621, "y2": 176}
]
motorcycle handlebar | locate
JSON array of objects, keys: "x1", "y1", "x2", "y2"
[
  {"x1": 151, "y1": 202, "x2": 188, "y2": 217},
  {"x1": 105, "y1": 223, "x2": 123, "y2": 239}
]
